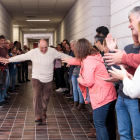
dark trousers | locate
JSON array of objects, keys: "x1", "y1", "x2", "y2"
[
  {"x1": 17, "y1": 65, "x2": 21, "y2": 83},
  {"x1": 61, "y1": 66, "x2": 66, "y2": 88},
  {"x1": 32, "y1": 79, "x2": 52, "y2": 118},
  {"x1": 64, "y1": 70, "x2": 70, "y2": 91},
  {"x1": 55, "y1": 68, "x2": 62, "y2": 88},
  {"x1": 22, "y1": 61, "x2": 28, "y2": 81},
  {"x1": 93, "y1": 101, "x2": 116, "y2": 140},
  {"x1": 106, "y1": 100, "x2": 116, "y2": 140}
]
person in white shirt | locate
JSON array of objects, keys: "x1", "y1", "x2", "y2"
[{"x1": 0, "y1": 39, "x2": 71, "y2": 122}]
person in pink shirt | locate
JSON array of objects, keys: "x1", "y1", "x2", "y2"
[{"x1": 62, "y1": 38, "x2": 117, "y2": 140}]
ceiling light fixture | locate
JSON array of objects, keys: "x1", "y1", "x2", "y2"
[
  {"x1": 24, "y1": 11, "x2": 38, "y2": 13},
  {"x1": 30, "y1": 29, "x2": 46, "y2": 31},
  {"x1": 27, "y1": 20, "x2": 50, "y2": 21},
  {"x1": 13, "y1": 25, "x2": 19, "y2": 26}
]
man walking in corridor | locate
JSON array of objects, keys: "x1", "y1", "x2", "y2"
[{"x1": 0, "y1": 39, "x2": 71, "y2": 122}]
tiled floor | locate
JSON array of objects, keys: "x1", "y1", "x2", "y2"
[{"x1": 0, "y1": 72, "x2": 96, "y2": 140}]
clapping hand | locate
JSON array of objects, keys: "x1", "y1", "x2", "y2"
[
  {"x1": 108, "y1": 65, "x2": 129, "y2": 80},
  {"x1": 106, "y1": 34, "x2": 117, "y2": 51},
  {"x1": 0, "y1": 57, "x2": 9, "y2": 65}
]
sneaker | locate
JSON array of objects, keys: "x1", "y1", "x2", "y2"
[
  {"x1": 0, "y1": 105, "x2": 3, "y2": 108},
  {"x1": 35, "y1": 118, "x2": 42, "y2": 122},
  {"x1": 55, "y1": 87, "x2": 63, "y2": 92},
  {"x1": 65, "y1": 93, "x2": 73, "y2": 98},
  {"x1": 11, "y1": 91, "x2": 18, "y2": 94},
  {"x1": 63, "y1": 88, "x2": 68, "y2": 92}
]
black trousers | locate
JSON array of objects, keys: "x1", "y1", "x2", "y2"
[
  {"x1": 17, "y1": 65, "x2": 21, "y2": 83},
  {"x1": 106, "y1": 100, "x2": 116, "y2": 140},
  {"x1": 22, "y1": 61, "x2": 28, "y2": 81},
  {"x1": 55, "y1": 68, "x2": 62, "y2": 88}
]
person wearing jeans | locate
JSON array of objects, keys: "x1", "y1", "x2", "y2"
[
  {"x1": 71, "y1": 72, "x2": 84, "y2": 110},
  {"x1": 1, "y1": 69, "x2": 10, "y2": 100},
  {"x1": 62, "y1": 38, "x2": 117, "y2": 139},
  {"x1": 9, "y1": 47, "x2": 20, "y2": 93}
]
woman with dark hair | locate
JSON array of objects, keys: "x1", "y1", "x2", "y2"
[{"x1": 62, "y1": 38, "x2": 117, "y2": 140}]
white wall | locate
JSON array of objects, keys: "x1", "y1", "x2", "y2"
[
  {"x1": 54, "y1": 0, "x2": 111, "y2": 46},
  {"x1": 13, "y1": 27, "x2": 19, "y2": 42},
  {"x1": 0, "y1": 3, "x2": 13, "y2": 41},
  {"x1": 110, "y1": 0, "x2": 140, "y2": 50},
  {"x1": 19, "y1": 29, "x2": 24, "y2": 48}
]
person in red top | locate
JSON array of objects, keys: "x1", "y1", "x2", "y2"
[{"x1": 0, "y1": 35, "x2": 10, "y2": 105}]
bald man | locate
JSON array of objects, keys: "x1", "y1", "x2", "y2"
[{"x1": 0, "y1": 39, "x2": 71, "y2": 122}]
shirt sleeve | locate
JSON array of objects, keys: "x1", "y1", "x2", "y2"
[
  {"x1": 52, "y1": 48, "x2": 72, "y2": 59},
  {"x1": 123, "y1": 65, "x2": 140, "y2": 98},
  {"x1": 122, "y1": 53, "x2": 140, "y2": 68},
  {"x1": 9, "y1": 49, "x2": 33, "y2": 62},
  {"x1": 79, "y1": 59, "x2": 95, "y2": 87}
]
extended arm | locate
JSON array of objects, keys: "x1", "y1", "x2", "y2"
[
  {"x1": 78, "y1": 59, "x2": 95, "y2": 87},
  {"x1": 122, "y1": 53, "x2": 140, "y2": 68}
]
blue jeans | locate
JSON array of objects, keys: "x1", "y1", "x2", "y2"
[
  {"x1": 116, "y1": 95, "x2": 140, "y2": 140},
  {"x1": 10, "y1": 75, "x2": 16, "y2": 92},
  {"x1": 1, "y1": 69, "x2": 10, "y2": 101},
  {"x1": 93, "y1": 102, "x2": 112, "y2": 140},
  {"x1": 71, "y1": 74, "x2": 84, "y2": 104}
]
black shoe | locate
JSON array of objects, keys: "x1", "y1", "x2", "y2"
[
  {"x1": 15, "y1": 85, "x2": 20, "y2": 87},
  {"x1": 0, "y1": 102, "x2": 4, "y2": 106},
  {"x1": 1, "y1": 100, "x2": 9, "y2": 104},
  {"x1": 35, "y1": 118, "x2": 42, "y2": 122},
  {"x1": 26, "y1": 79, "x2": 30, "y2": 82},
  {"x1": 4, "y1": 97, "x2": 11, "y2": 100},
  {"x1": 87, "y1": 116, "x2": 93, "y2": 121}
]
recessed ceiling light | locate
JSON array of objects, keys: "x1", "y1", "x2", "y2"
[
  {"x1": 13, "y1": 25, "x2": 19, "y2": 26},
  {"x1": 24, "y1": 11, "x2": 38, "y2": 13},
  {"x1": 33, "y1": 38, "x2": 43, "y2": 39},
  {"x1": 27, "y1": 20, "x2": 50, "y2": 21},
  {"x1": 30, "y1": 29, "x2": 46, "y2": 31}
]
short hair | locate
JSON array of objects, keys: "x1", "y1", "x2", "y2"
[
  {"x1": 63, "y1": 39, "x2": 68, "y2": 42},
  {"x1": 93, "y1": 45, "x2": 99, "y2": 51},
  {"x1": 65, "y1": 41, "x2": 70, "y2": 46},
  {"x1": 128, "y1": 6, "x2": 140, "y2": 18},
  {"x1": 96, "y1": 26, "x2": 109, "y2": 37},
  {"x1": 50, "y1": 45, "x2": 54, "y2": 48},
  {"x1": 57, "y1": 44, "x2": 62, "y2": 48},
  {"x1": 74, "y1": 38, "x2": 99, "y2": 61},
  {"x1": 6, "y1": 40, "x2": 10, "y2": 43},
  {"x1": 11, "y1": 46, "x2": 17, "y2": 50},
  {"x1": 70, "y1": 40, "x2": 77, "y2": 44},
  {"x1": 94, "y1": 35, "x2": 106, "y2": 45},
  {"x1": 14, "y1": 41, "x2": 18, "y2": 45},
  {"x1": 0, "y1": 35, "x2": 6, "y2": 40}
]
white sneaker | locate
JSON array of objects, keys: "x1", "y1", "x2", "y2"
[
  {"x1": 63, "y1": 88, "x2": 68, "y2": 92},
  {"x1": 55, "y1": 88, "x2": 63, "y2": 92},
  {"x1": 0, "y1": 106, "x2": 3, "y2": 108},
  {"x1": 11, "y1": 92, "x2": 18, "y2": 94}
]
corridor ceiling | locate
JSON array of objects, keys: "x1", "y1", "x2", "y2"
[{"x1": 1, "y1": 0, "x2": 77, "y2": 33}]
